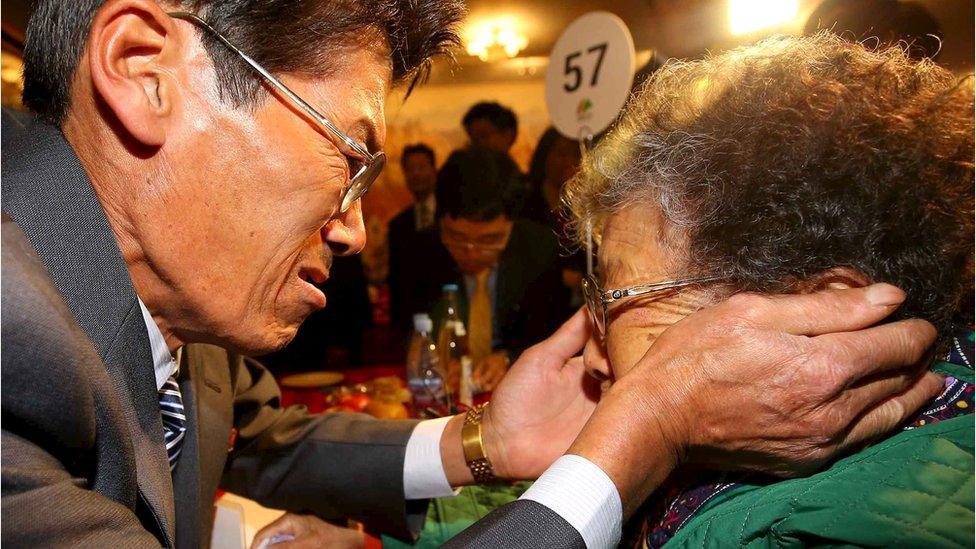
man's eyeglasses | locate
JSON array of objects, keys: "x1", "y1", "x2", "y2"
[
  {"x1": 168, "y1": 11, "x2": 385, "y2": 214},
  {"x1": 441, "y1": 237, "x2": 509, "y2": 256}
]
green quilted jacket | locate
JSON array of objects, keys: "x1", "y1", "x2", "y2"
[{"x1": 663, "y1": 360, "x2": 974, "y2": 548}]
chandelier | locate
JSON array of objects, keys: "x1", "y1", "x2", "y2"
[{"x1": 465, "y1": 19, "x2": 529, "y2": 62}]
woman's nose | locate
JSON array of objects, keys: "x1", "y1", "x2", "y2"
[{"x1": 582, "y1": 336, "x2": 613, "y2": 381}]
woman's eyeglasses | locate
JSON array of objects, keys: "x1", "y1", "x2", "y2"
[
  {"x1": 168, "y1": 11, "x2": 385, "y2": 214},
  {"x1": 582, "y1": 219, "x2": 721, "y2": 337},
  {"x1": 581, "y1": 275, "x2": 723, "y2": 338}
]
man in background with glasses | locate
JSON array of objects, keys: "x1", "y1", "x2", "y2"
[
  {"x1": 0, "y1": 1, "x2": 944, "y2": 548},
  {"x1": 432, "y1": 146, "x2": 570, "y2": 390}
]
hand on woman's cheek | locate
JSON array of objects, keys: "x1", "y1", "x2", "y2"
[{"x1": 605, "y1": 292, "x2": 713, "y2": 379}]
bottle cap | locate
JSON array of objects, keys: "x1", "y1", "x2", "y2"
[
  {"x1": 442, "y1": 283, "x2": 460, "y2": 293},
  {"x1": 413, "y1": 313, "x2": 433, "y2": 332}
]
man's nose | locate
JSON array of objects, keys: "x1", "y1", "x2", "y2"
[{"x1": 322, "y1": 199, "x2": 367, "y2": 256}]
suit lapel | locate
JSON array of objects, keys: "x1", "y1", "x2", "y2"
[
  {"x1": 2, "y1": 114, "x2": 177, "y2": 545},
  {"x1": 173, "y1": 350, "x2": 202, "y2": 548},
  {"x1": 176, "y1": 345, "x2": 237, "y2": 547}
]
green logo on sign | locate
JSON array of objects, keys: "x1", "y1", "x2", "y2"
[{"x1": 577, "y1": 98, "x2": 593, "y2": 119}]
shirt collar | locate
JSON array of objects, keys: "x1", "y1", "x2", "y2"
[
  {"x1": 138, "y1": 298, "x2": 180, "y2": 390},
  {"x1": 463, "y1": 267, "x2": 498, "y2": 296},
  {"x1": 414, "y1": 194, "x2": 435, "y2": 215}
]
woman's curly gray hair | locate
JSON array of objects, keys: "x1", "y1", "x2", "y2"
[{"x1": 563, "y1": 32, "x2": 974, "y2": 336}]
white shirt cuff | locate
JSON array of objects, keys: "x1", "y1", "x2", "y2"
[
  {"x1": 403, "y1": 416, "x2": 459, "y2": 500},
  {"x1": 520, "y1": 454, "x2": 622, "y2": 549}
]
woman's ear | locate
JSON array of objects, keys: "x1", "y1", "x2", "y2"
[{"x1": 795, "y1": 266, "x2": 873, "y2": 293}]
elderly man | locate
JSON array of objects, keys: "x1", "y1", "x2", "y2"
[{"x1": 0, "y1": 1, "x2": 943, "y2": 548}]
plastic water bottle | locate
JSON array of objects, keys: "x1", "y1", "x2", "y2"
[{"x1": 406, "y1": 313, "x2": 446, "y2": 412}]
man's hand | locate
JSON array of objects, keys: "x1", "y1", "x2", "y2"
[
  {"x1": 570, "y1": 284, "x2": 942, "y2": 516},
  {"x1": 250, "y1": 513, "x2": 364, "y2": 549},
  {"x1": 440, "y1": 309, "x2": 599, "y2": 485},
  {"x1": 485, "y1": 310, "x2": 601, "y2": 479}
]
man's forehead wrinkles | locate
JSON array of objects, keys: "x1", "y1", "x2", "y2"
[{"x1": 300, "y1": 74, "x2": 385, "y2": 151}]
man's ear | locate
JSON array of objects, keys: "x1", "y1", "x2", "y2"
[
  {"x1": 795, "y1": 266, "x2": 873, "y2": 293},
  {"x1": 87, "y1": 0, "x2": 183, "y2": 147},
  {"x1": 503, "y1": 129, "x2": 517, "y2": 149},
  {"x1": 498, "y1": 214, "x2": 515, "y2": 231}
]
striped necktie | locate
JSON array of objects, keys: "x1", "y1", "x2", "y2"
[{"x1": 158, "y1": 369, "x2": 187, "y2": 470}]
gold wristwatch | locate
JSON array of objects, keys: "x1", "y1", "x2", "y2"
[{"x1": 461, "y1": 403, "x2": 498, "y2": 484}]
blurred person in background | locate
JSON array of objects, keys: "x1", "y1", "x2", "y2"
[
  {"x1": 430, "y1": 147, "x2": 570, "y2": 389},
  {"x1": 461, "y1": 101, "x2": 518, "y2": 155},
  {"x1": 561, "y1": 33, "x2": 975, "y2": 548},
  {"x1": 523, "y1": 127, "x2": 586, "y2": 308},
  {"x1": 523, "y1": 128, "x2": 582, "y2": 225},
  {"x1": 388, "y1": 143, "x2": 442, "y2": 329}
]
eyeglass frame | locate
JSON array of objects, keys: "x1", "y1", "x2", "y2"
[
  {"x1": 439, "y1": 219, "x2": 513, "y2": 256},
  {"x1": 440, "y1": 236, "x2": 510, "y2": 255},
  {"x1": 581, "y1": 275, "x2": 723, "y2": 338},
  {"x1": 581, "y1": 219, "x2": 722, "y2": 337},
  {"x1": 167, "y1": 11, "x2": 386, "y2": 214}
]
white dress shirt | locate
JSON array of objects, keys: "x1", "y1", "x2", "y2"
[
  {"x1": 413, "y1": 194, "x2": 436, "y2": 231},
  {"x1": 139, "y1": 299, "x2": 180, "y2": 391},
  {"x1": 138, "y1": 300, "x2": 619, "y2": 547}
]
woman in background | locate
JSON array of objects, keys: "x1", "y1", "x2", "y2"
[{"x1": 524, "y1": 127, "x2": 587, "y2": 307}]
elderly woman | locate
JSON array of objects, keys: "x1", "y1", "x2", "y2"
[{"x1": 564, "y1": 33, "x2": 974, "y2": 547}]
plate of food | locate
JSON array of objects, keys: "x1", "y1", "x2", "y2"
[{"x1": 279, "y1": 371, "x2": 346, "y2": 389}]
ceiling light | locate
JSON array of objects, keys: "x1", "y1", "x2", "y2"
[
  {"x1": 728, "y1": 0, "x2": 799, "y2": 36},
  {"x1": 465, "y1": 18, "x2": 528, "y2": 62}
]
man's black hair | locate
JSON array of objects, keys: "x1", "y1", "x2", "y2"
[
  {"x1": 461, "y1": 101, "x2": 517, "y2": 134},
  {"x1": 400, "y1": 143, "x2": 435, "y2": 167},
  {"x1": 435, "y1": 147, "x2": 525, "y2": 221},
  {"x1": 23, "y1": 0, "x2": 465, "y2": 124}
]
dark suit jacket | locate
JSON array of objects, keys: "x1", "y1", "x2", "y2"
[
  {"x1": 0, "y1": 110, "x2": 584, "y2": 549},
  {"x1": 426, "y1": 219, "x2": 572, "y2": 358},
  {"x1": 387, "y1": 205, "x2": 444, "y2": 330},
  {"x1": 0, "y1": 111, "x2": 424, "y2": 547}
]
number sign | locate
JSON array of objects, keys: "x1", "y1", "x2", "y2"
[{"x1": 546, "y1": 12, "x2": 636, "y2": 139}]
